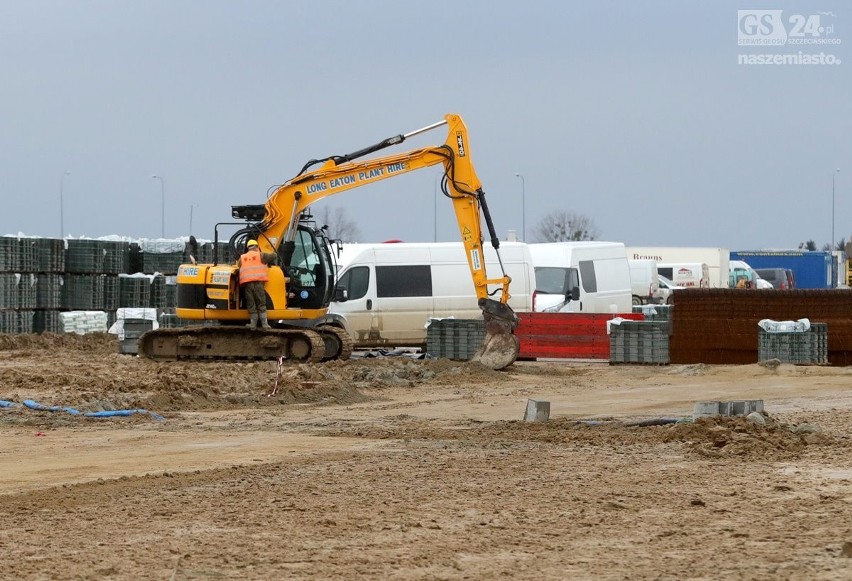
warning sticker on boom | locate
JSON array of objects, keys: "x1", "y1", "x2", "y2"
[{"x1": 471, "y1": 248, "x2": 482, "y2": 271}]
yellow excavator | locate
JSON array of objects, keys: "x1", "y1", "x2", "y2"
[{"x1": 139, "y1": 113, "x2": 520, "y2": 369}]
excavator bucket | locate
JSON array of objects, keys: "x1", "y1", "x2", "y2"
[{"x1": 471, "y1": 298, "x2": 520, "y2": 370}]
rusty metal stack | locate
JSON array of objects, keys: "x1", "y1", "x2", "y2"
[{"x1": 669, "y1": 288, "x2": 852, "y2": 365}]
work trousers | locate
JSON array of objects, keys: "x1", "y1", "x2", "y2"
[{"x1": 243, "y1": 281, "x2": 267, "y2": 315}]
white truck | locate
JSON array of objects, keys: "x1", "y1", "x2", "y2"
[
  {"x1": 656, "y1": 262, "x2": 710, "y2": 288},
  {"x1": 626, "y1": 247, "x2": 730, "y2": 288}
]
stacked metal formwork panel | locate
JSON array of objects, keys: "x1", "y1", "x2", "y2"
[
  {"x1": 426, "y1": 318, "x2": 486, "y2": 360},
  {"x1": 138, "y1": 240, "x2": 187, "y2": 276},
  {"x1": 0, "y1": 310, "x2": 33, "y2": 334},
  {"x1": 33, "y1": 310, "x2": 63, "y2": 333},
  {"x1": 0, "y1": 274, "x2": 18, "y2": 310},
  {"x1": 65, "y1": 239, "x2": 104, "y2": 274},
  {"x1": 0, "y1": 237, "x2": 18, "y2": 272},
  {"x1": 36, "y1": 274, "x2": 63, "y2": 309},
  {"x1": 33, "y1": 238, "x2": 65, "y2": 272},
  {"x1": 101, "y1": 241, "x2": 131, "y2": 275},
  {"x1": 610, "y1": 320, "x2": 670, "y2": 364},
  {"x1": 118, "y1": 275, "x2": 151, "y2": 308},
  {"x1": 670, "y1": 288, "x2": 852, "y2": 365},
  {"x1": 0, "y1": 238, "x2": 26, "y2": 332},
  {"x1": 18, "y1": 238, "x2": 37, "y2": 273},
  {"x1": 17, "y1": 274, "x2": 37, "y2": 309},
  {"x1": 63, "y1": 275, "x2": 105, "y2": 310},
  {"x1": 758, "y1": 323, "x2": 828, "y2": 364},
  {"x1": 199, "y1": 242, "x2": 235, "y2": 265},
  {"x1": 149, "y1": 274, "x2": 166, "y2": 308},
  {"x1": 0, "y1": 236, "x2": 217, "y2": 335},
  {"x1": 102, "y1": 275, "x2": 119, "y2": 311}
]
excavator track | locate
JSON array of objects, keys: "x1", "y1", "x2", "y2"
[
  {"x1": 317, "y1": 325, "x2": 354, "y2": 362},
  {"x1": 138, "y1": 326, "x2": 326, "y2": 362}
]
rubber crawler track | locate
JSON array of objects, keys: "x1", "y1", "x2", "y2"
[
  {"x1": 317, "y1": 326, "x2": 354, "y2": 362},
  {"x1": 138, "y1": 326, "x2": 326, "y2": 362}
]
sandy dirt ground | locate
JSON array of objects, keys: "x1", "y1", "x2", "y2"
[{"x1": 1, "y1": 333, "x2": 851, "y2": 580}]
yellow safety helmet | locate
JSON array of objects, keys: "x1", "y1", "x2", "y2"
[{"x1": 246, "y1": 239, "x2": 258, "y2": 248}]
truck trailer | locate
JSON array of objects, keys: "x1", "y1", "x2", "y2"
[
  {"x1": 626, "y1": 247, "x2": 729, "y2": 288},
  {"x1": 730, "y1": 250, "x2": 837, "y2": 289}
]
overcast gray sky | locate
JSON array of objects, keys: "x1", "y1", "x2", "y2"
[{"x1": 1, "y1": 1, "x2": 849, "y2": 251}]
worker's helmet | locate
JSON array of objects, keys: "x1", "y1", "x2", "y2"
[{"x1": 246, "y1": 240, "x2": 258, "y2": 248}]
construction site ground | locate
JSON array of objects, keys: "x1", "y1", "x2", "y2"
[{"x1": 1, "y1": 333, "x2": 851, "y2": 580}]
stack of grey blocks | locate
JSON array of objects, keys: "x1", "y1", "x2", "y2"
[
  {"x1": 610, "y1": 320, "x2": 670, "y2": 364},
  {"x1": 758, "y1": 323, "x2": 828, "y2": 365},
  {"x1": 0, "y1": 235, "x2": 196, "y2": 335},
  {"x1": 426, "y1": 318, "x2": 486, "y2": 360},
  {"x1": 119, "y1": 318, "x2": 154, "y2": 354}
]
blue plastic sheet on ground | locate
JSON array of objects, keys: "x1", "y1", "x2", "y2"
[{"x1": 0, "y1": 399, "x2": 164, "y2": 421}]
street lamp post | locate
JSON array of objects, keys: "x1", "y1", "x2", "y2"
[
  {"x1": 514, "y1": 173, "x2": 526, "y2": 241},
  {"x1": 152, "y1": 175, "x2": 165, "y2": 238},
  {"x1": 189, "y1": 203, "x2": 198, "y2": 236},
  {"x1": 59, "y1": 171, "x2": 70, "y2": 238},
  {"x1": 832, "y1": 168, "x2": 840, "y2": 250}
]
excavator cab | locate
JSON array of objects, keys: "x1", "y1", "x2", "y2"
[{"x1": 277, "y1": 221, "x2": 336, "y2": 311}]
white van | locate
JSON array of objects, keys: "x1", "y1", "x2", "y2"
[
  {"x1": 656, "y1": 262, "x2": 709, "y2": 288},
  {"x1": 528, "y1": 241, "x2": 632, "y2": 313},
  {"x1": 328, "y1": 242, "x2": 535, "y2": 348},
  {"x1": 628, "y1": 259, "x2": 660, "y2": 305},
  {"x1": 656, "y1": 274, "x2": 683, "y2": 305}
]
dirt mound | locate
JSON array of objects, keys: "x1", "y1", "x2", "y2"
[
  {"x1": 663, "y1": 415, "x2": 831, "y2": 459},
  {"x1": 0, "y1": 332, "x2": 118, "y2": 354},
  {"x1": 0, "y1": 348, "x2": 510, "y2": 419},
  {"x1": 319, "y1": 413, "x2": 837, "y2": 462}
]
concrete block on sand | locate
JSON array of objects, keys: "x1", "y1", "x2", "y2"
[
  {"x1": 524, "y1": 399, "x2": 550, "y2": 423},
  {"x1": 693, "y1": 400, "x2": 765, "y2": 420}
]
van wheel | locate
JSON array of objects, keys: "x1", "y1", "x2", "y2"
[{"x1": 632, "y1": 296, "x2": 642, "y2": 306}]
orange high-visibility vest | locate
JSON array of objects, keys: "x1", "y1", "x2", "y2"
[{"x1": 239, "y1": 250, "x2": 269, "y2": 284}]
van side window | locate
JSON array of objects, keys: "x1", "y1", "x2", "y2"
[
  {"x1": 376, "y1": 265, "x2": 432, "y2": 297},
  {"x1": 658, "y1": 267, "x2": 673, "y2": 280},
  {"x1": 579, "y1": 260, "x2": 597, "y2": 293},
  {"x1": 337, "y1": 266, "x2": 370, "y2": 300}
]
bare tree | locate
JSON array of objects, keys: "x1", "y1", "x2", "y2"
[
  {"x1": 315, "y1": 206, "x2": 361, "y2": 242},
  {"x1": 532, "y1": 210, "x2": 598, "y2": 242}
]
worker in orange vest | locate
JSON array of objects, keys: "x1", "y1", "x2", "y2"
[{"x1": 238, "y1": 239, "x2": 276, "y2": 329}]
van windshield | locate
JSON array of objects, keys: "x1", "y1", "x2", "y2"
[{"x1": 535, "y1": 267, "x2": 578, "y2": 295}]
